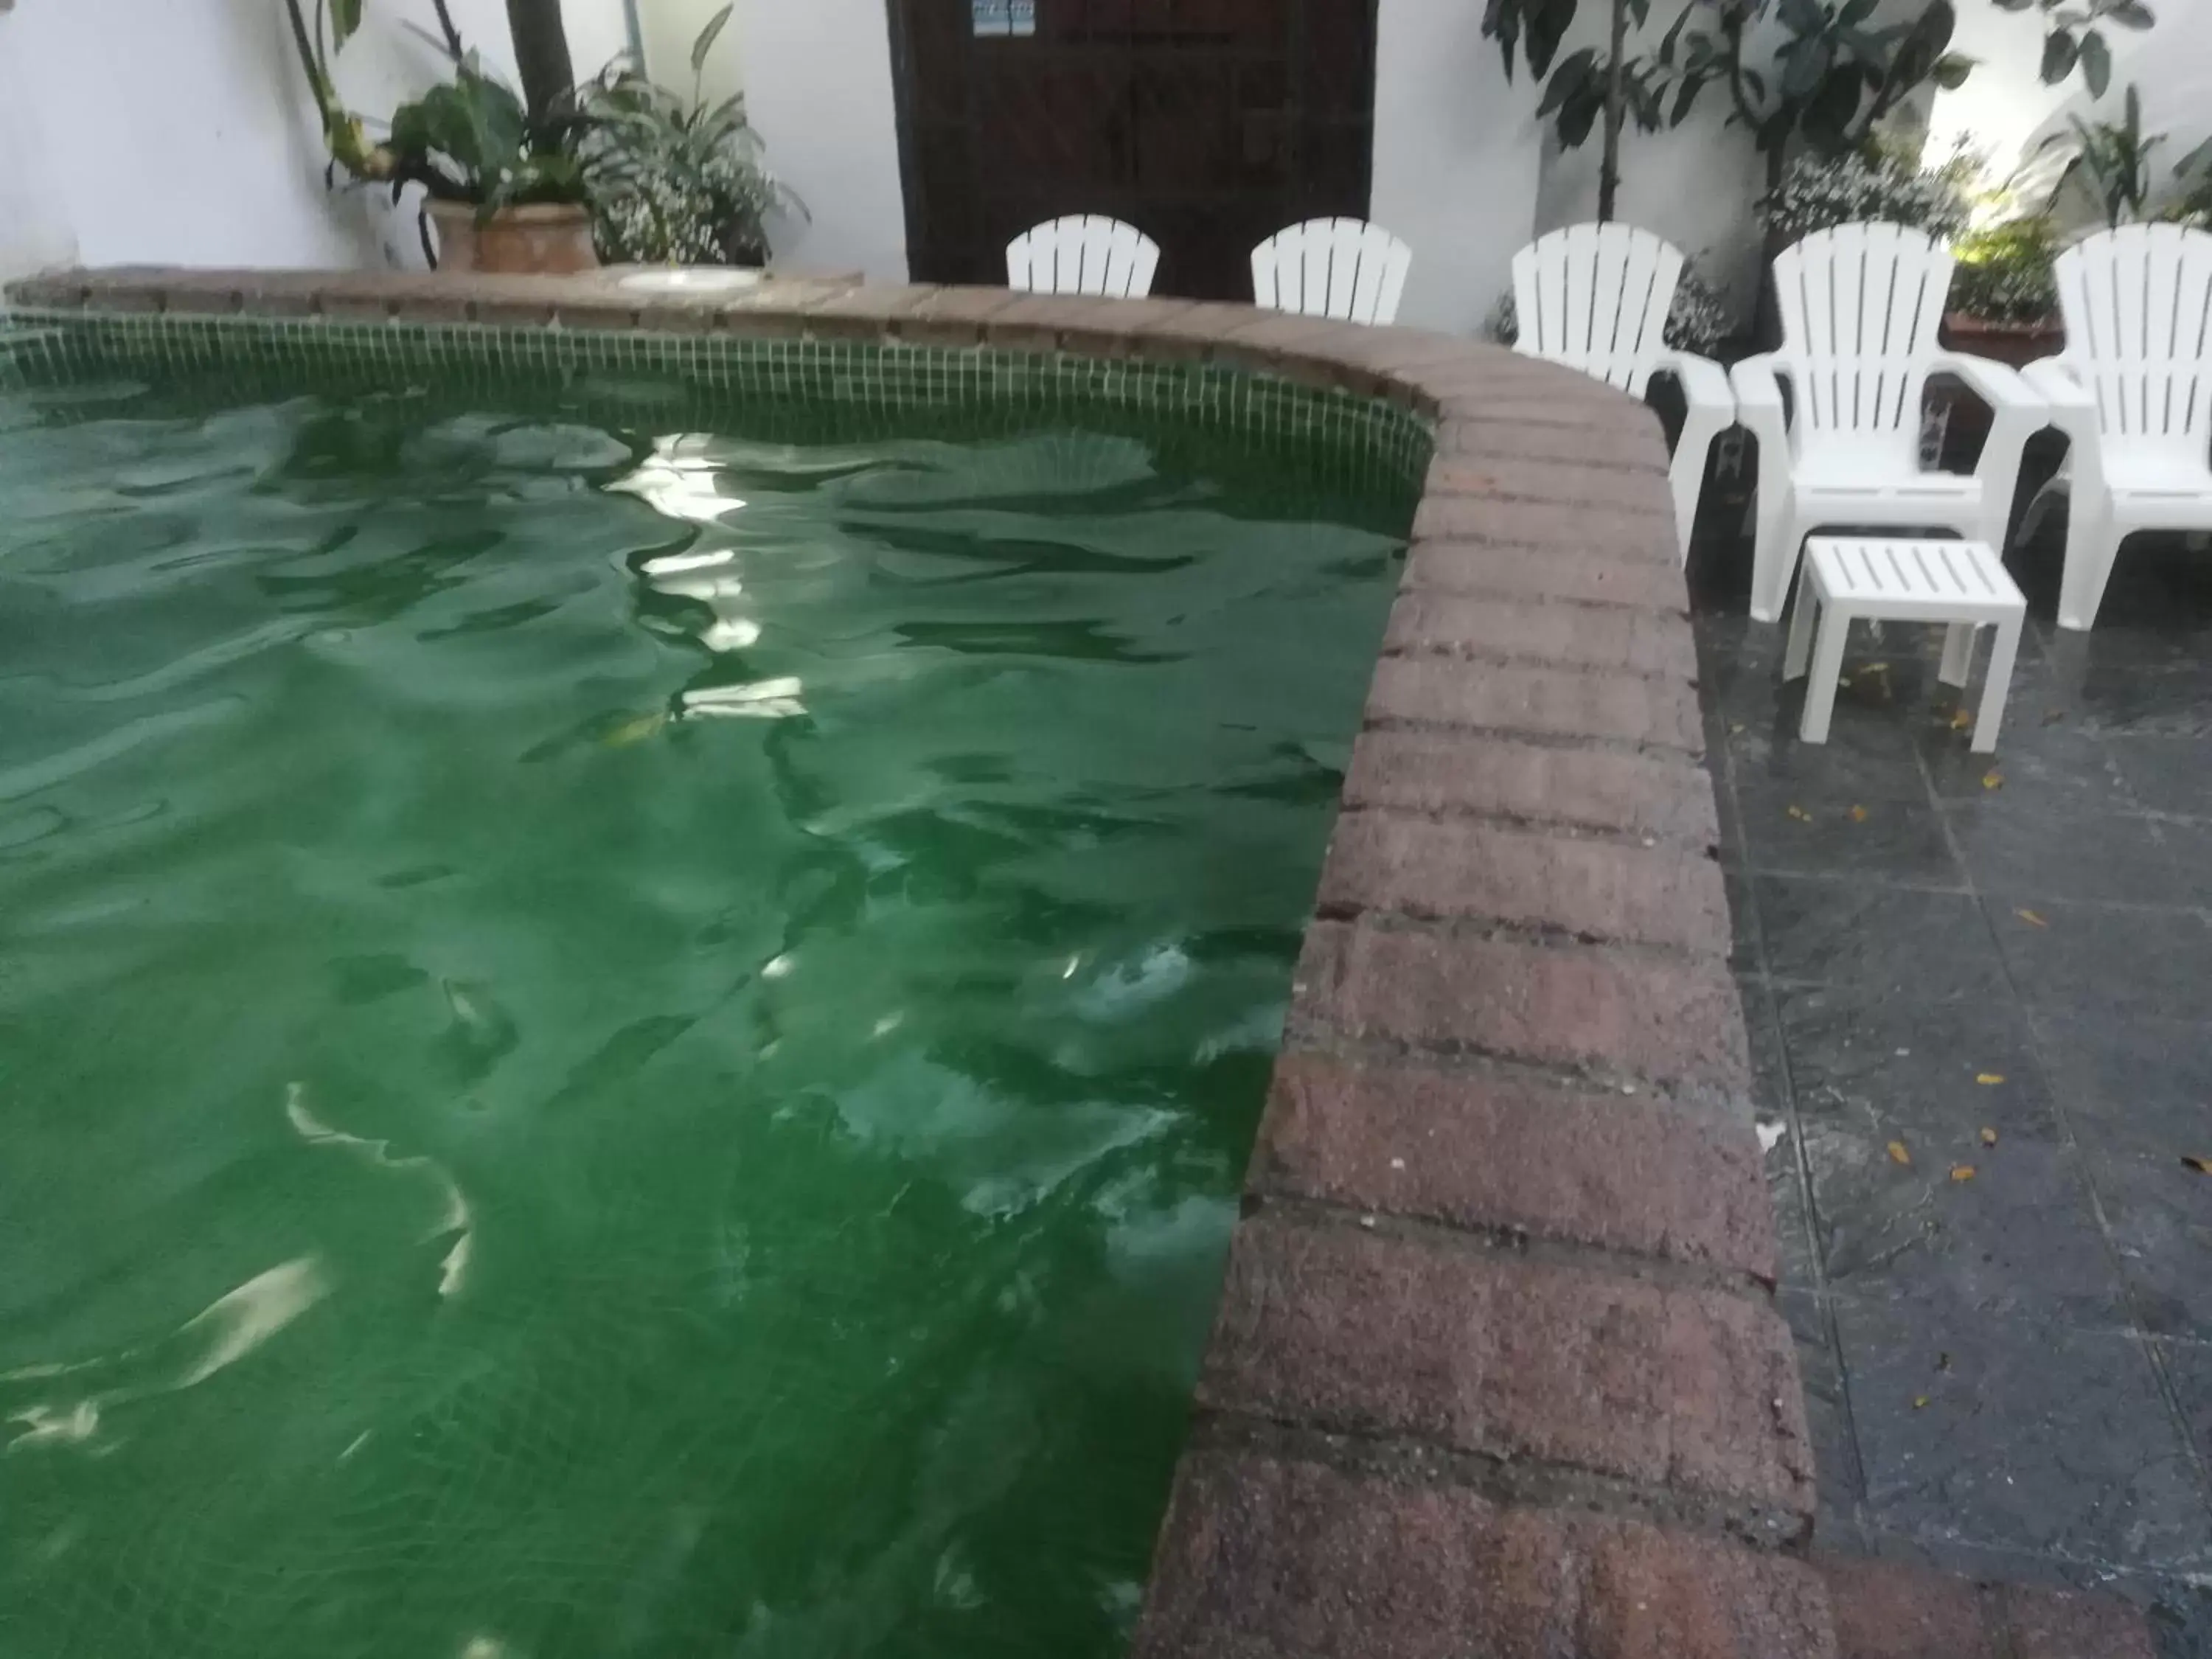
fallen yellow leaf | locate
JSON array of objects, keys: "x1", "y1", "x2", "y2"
[
  {"x1": 2185, "y1": 1156, "x2": 2212, "y2": 1175},
  {"x1": 1976, "y1": 1073, "x2": 2006, "y2": 1086},
  {"x1": 1863, "y1": 661, "x2": 1890, "y2": 674},
  {"x1": 1950, "y1": 708, "x2": 1973, "y2": 731},
  {"x1": 2016, "y1": 908, "x2": 2048, "y2": 928},
  {"x1": 1983, "y1": 770, "x2": 2004, "y2": 790},
  {"x1": 1787, "y1": 804, "x2": 1813, "y2": 823},
  {"x1": 1728, "y1": 720, "x2": 1745, "y2": 736},
  {"x1": 1913, "y1": 1394, "x2": 1931, "y2": 1409},
  {"x1": 1888, "y1": 1140, "x2": 1912, "y2": 1166},
  {"x1": 1980, "y1": 1127, "x2": 1999, "y2": 1147},
  {"x1": 1848, "y1": 804, "x2": 1870, "y2": 822},
  {"x1": 1950, "y1": 1164, "x2": 1976, "y2": 1183}
]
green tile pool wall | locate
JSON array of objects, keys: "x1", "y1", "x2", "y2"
[{"x1": 0, "y1": 309, "x2": 1432, "y2": 499}]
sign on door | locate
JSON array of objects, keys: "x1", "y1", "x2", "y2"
[{"x1": 971, "y1": 0, "x2": 1036, "y2": 36}]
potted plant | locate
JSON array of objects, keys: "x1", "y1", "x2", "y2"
[
  {"x1": 573, "y1": 5, "x2": 802, "y2": 267},
  {"x1": 1944, "y1": 215, "x2": 2062, "y2": 364},
  {"x1": 1759, "y1": 144, "x2": 1975, "y2": 245},
  {"x1": 285, "y1": 0, "x2": 596, "y2": 274}
]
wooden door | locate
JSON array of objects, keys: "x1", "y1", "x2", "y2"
[{"x1": 886, "y1": 0, "x2": 1378, "y2": 301}]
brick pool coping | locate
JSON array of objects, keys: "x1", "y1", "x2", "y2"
[{"x1": 0, "y1": 265, "x2": 2155, "y2": 1658}]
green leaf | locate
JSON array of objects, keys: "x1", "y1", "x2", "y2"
[
  {"x1": 1839, "y1": 0, "x2": 1879, "y2": 22},
  {"x1": 1658, "y1": 4, "x2": 1693, "y2": 64},
  {"x1": 2104, "y1": 0, "x2": 2154, "y2": 24},
  {"x1": 1627, "y1": 0, "x2": 1651, "y2": 27},
  {"x1": 1526, "y1": 0, "x2": 1579, "y2": 77},
  {"x1": 1482, "y1": 0, "x2": 1519, "y2": 78},
  {"x1": 1805, "y1": 66, "x2": 1865, "y2": 146},
  {"x1": 1537, "y1": 47, "x2": 1598, "y2": 116},
  {"x1": 1778, "y1": 0, "x2": 1825, "y2": 34},
  {"x1": 2040, "y1": 27, "x2": 2079, "y2": 83},
  {"x1": 1991, "y1": 0, "x2": 2037, "y2": 9},
  {"x1": 1558, "y1": 87, "x2": 1601, "y2": 147},
  {"x1": 2079, "y1": 28, "x2": 2111, "y2": 96},
  {"x1": 328, "y1": 0, "x2": 364, "y2": 48},
  {"x1": 1671, "y1": 74, "x2": 1705, "y2": 125},
  {"x1": 1933, "y1": 52, "x2": 1975, "y2": 87},
  {"x1": 1783, "y1": 35, "x2": 1831, "y2": 98},
  {"x1": 691, "y1": 2, "x2": 734, "y2": 77}
]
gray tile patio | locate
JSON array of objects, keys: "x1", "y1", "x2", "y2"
[{"x1": 1692, "y1": 476, "x2": 2212, "y2": 1656}]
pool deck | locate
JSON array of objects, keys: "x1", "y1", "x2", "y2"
[
  {"x1": 0, "y1": 265, "x2": 2170, "y2": 1657},
  {"x1": 1694, "y1": 491, "x2": 2212, "y2": 1656}
]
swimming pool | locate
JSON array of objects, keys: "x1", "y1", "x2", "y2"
[{"x1": 0, "y1": 349, "x2": 1412, "y2": 1657}]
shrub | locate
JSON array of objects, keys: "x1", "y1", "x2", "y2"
[
  {"x1": 1947, "y1": 217, "x2": 2060, "y2": 326},
  {"x1": 1760, "y1": 150, "x2": 1972, "y2": 246}
]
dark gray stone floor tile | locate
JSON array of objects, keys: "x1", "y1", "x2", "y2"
[
  {"x1": 1919, "y1": 719, "x2": 2122, "y2": 801},
  {"x1": 2089, "y1": 1153, "x2": 2212, "y2": 1341},
  {"x1": 1735, "y1": 777, "x2": 1964, "y2": 883},
  {"x1": 1989, "y1": 900, "x2": 2212, "y2": 1022},
  {"x1": 1804, "y1": 1125, "x2": 2128, "y2": 1324},
  {"x1": 1775, "y1": 978, "x2": 2062, "y2": 1145},
  {"x1": 1784, "y1": 1288, "x2": 1865, "y2": 1538},
  {"x1": 2111, "y1": 735, "x2": 2212, "y2": 819},
  {"x1": 1769, "y1": 1133, "x2": 1820, "y2": 1292},
  {"x1": 2034, "y1": 1009, "x2": 2212, "y2": 1168},
  {"x1": 2148, "y1": 817, "x2": 2212, "y2": 911},
  {"x1": 2065, "y1": 661, "x2": 2212, "y2": 740},
  {"x1": 1837, "y1": 1299, "x2": 2212, "y2": 1572},
  {"x1": 1728, "y1": 695, "x2": 1934, "y2": 789},
  {"x1": 1755, "y1": 876, "x2": 2003, "y2": 992},
  {"x1": 1941, "y1": 793, "x2": 2175, "y2": 905}
]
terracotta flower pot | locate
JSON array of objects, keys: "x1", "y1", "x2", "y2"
[
  {"x1": 1940, "y1": 312, "x2": 2064, "y2": 369},
  {"x1": 425, "y1": 201, "x2": 599, "y2": 276},
  {"x1": 1928, "y1": 314, "x2": 2065, "y2": 471}
]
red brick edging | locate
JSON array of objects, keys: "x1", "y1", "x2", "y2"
[{"x1": 1, "y1": 267, "x2": 2159, "y2": 1658}]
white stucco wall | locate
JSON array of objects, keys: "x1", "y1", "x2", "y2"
[
  {"x1": 0, "y1": 0, "x2": 630, "y2": 281},
  {"x1": 636, "y1": 0, "x2": 741, "y2": 97},
  {"x1": 740, "y1": 0, "x2": 909, "y2": 281},
  {"x1": 1370, "y1": 0, "x2": 1543, "y2": 334}
]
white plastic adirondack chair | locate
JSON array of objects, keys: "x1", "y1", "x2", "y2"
[
  {"x1": 2017, "y1": 224, "x2": 2212, "y2": 629},
  {"x1": 1731, "y1": 223, "x2": 2045, "y2": 622},
  {"x1": 1251, "y1": 218, "x2": 1411, "y2": 326},
  {"x1": 1006, "y1": 215, "x2": 1160, "y2": 298},
  {"x1": 1510, "y1": 223, "x2": 1736, "y2": 552}
]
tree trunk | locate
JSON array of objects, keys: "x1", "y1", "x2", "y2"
[
  {"x1": 1596, "y1": 0, "x2": 1629, "y2": 221},
  {"x1": 504, "y1": 0, "x2": 576, "y2": 121}
]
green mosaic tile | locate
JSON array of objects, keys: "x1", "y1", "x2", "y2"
[{"x1": 0, "y1": 307, "x2": 1433, "y2": 497}]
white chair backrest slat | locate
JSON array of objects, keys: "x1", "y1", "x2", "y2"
[
  {"x1": 1509, "y1": 222, "x2": 1682, "y2": 394},
  {"x1": 2053, "y1": 224, "x2": 2212, "y2": 459},
  {"x1": 1250, "y1": 218, "x2": 1411, "y2": 325},
  {"x1": 1771, "y1": 223, "x2": 1952, "y2": 458},
  {"x1": 1006, "y1": 215, "x2": 1160, "y2": 299}
]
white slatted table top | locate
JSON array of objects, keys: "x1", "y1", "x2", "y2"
[{"x1": 1803, "y1": 536, "x2": 2024, "y2": 622}]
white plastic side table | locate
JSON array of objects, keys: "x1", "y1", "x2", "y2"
[{"x1": 1782, "y1": 537, "x2": 2026, "y2": 754}]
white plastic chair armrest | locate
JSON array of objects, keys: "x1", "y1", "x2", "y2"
[
  {"x1": 1725, "y1": 354, "x2": 1796, "y2": 465},
  {"x1": 1652, "y1": 347, "x2": 1735, "y2": 420},
  {"x1": 2020, "y1": 357, "x2": 2104, "y2": 489}
]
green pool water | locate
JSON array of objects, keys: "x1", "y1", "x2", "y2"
[{"x1": 0, "y1": 379, "x2": 1405, "y2": 1658}]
